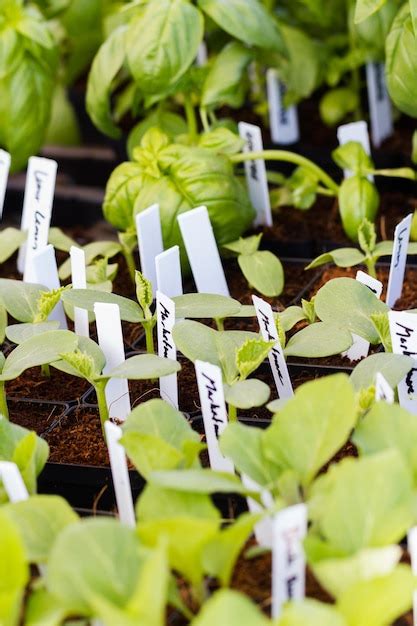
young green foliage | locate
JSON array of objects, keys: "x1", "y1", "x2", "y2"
[{"x1": 0, "y1": 510, "x2": 29, "y2": 626}]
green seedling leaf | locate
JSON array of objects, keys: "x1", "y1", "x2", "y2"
[
  {"x1": 301, "y1": 298, "x2": 316, "y2": 324},
  {"x1": 314, "y1": 278, "x2": 389, "y2": 343},
  {"x1": 121, "y1": 399, "x2": 203, "y2": 478},
  {"x1": 58, "y1": 241, "x2": 122, "y2": 280},
  {"x1": 264, "y1": 374, "x2": 356, "y2": 490},
  {"x1": 137, "y1": 485, "x2": 220, "y2": 587},
  {"x1": 62, "y1": 289, "x2": 143, "y2": 323},
  {"x1": 202, "y1": 513, "x2": 261, "y2": 587},
  {"x1": 354, "y1": 401, "x2": 417, "y2": 485},
  {"x1": 109, "y1": 355, "x2": 180, "y2": 380},
  {"x1": 52, "y1": 336, "x2": 106, "y2": 380},
  {"x1": 370, "y1": 312, "x2": 392, "y2": 352},
  {"x1": 0, "y1": 227, "x2": 26, "y2": 264},
  {"x1": 216, "y1": 332, "x2": 239, "y2": 385},
  {"x1": 0, "y1": 305, "x2": 6, "y2": 345},
  {"x1": 173, "y1": 320, "x2": 220, "y2": 366},
  {"x1": 223, "y1": 234, "x2": 262, "y2": 256},
  {"x1": 332, "y1": 141, "x2": 374, "y2": 175},
  {"x1": 0, "y1": 511, "x2": 29, "y2": 626},
  {"x1": 149, "y1": 469, "x2": 255, "y2": 496},
  {"x1": 0, "y1": 279, "x2": 46, "y2": 323},
  {"x1": 6, "y1": 321, "x2": 60, "y2": 345},
  {"x1": 354, "y1": 0, "x2": 388, "y2": 23},
  {"x1": 198, "y1": 128, "x2": 246, "y2": 155},
  {"x1": 306, "y1": 248, "x2": 366, "y2": 270},
  {"x1": 278, "y1": 598, "x2": 346, "y2": 626},
  {"x1": 278, "y1": 306, "x2": 306, "y2": 331},
  {"x1": 2, "y1": 495, "x2": 78, "y2": 564},
  {"x1": 350, "y1": 353, "x2": 414, "y2": 391},
  {"x1": 135, "y1": 270, "x2": 153, "y2": 315},
  {"x1": 0, "y1": 330, "x2": 78, "y2": 381},
  {"x1": 25, "y1": 588, "x2": 70, "y2": 626},
  {"x1": 172, "y1": 293, "x2": 241, "y2": 319},
  {"x1": 308, "y1": 450, "x2": 415, "y2": 555},
  {"x1": 201, "y1": 42, "x2": 252, "y2": 110},
  {"x1": 236, "y1": 339, "x2": 273, "y2": 380},
  {"x1": 224, "y1": 379, "x2": 270, "y2": 409},
  {"x1": 284, "y1": 322, "x2": 353, "y2": 358},
  {"x1": 238, "y1": 251, "x2": 284, "y2": 297},
  {"x1": 0, "y1": 417, "x2": 48, "y2": 500},
  {"x1": 33, "y1": 287, "x2": 66, "y2": 323},
  {"x1": 191, "y1": 589, "x2": 270, "y2": 626},
  {"x1": 48, "y1": 227, "x2": 76, "y2": 252},
  {"x1": 358, "y1": 218, "x2": 376, "y2": 256}
]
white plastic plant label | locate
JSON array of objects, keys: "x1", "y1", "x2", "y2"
[
  {"x1": 70, "y1": 246, "x2": 89, "y2": 337},
  {"x1": 266, "y1": 69, "x2": 300, "y2": 146},
  {"x1": 196, "y1": 41, "x2": 208, "y2": 66},
  {"x1": 344, "y1": 270, "x2": 383, "y2": 361},
  {"x1": 195, "y1": 360, "x2": 234, "y2": 473},
  {"x1": 156, "y1": 291, "x2": 178, "y2": 409},
  {"x1": 0, "y1": 149, "x2": 11, "y2": 219},
  {"x1": 271, "y1": 503, "x2": 308, "y2": 619},
  {"x1": 242, "y1": 474, "x2": 274, "y2": 548},
  {"x1": 136, "y1": 204, "x2": 164, "y2": 297},
  {"x1": 18, "y1": 156, "x2": 57, "y2": 274},
  {"x1": 386, "y1": 214, "x2": 412, "y2": 308},
  {"x1": 238, "y1": 121, "x2": 272, "y2": 227},
  {"x1": 30, "y1": 244, "x2": 68, "y2": 329},
  {"x1": 94, "y1": 303, "x2": 131, "y2": 421},
  {"x1": 389, "y1": 310, "x2": 417, "y2": 414},
  {"x1": 104, "y1": 421, "x2": 135, "y2": 528},
  {"x1": 366, "y1": 62, "x2": 393, "y2": 149},
  {"x1": 0, "y1": 461, "x2": 29, "y2": 502},
  {"x1": 375, "y1": 372, "x2": 394, "y2": 404},
  {"x1": 337, "y1": 121, "x2": 372, "y2": 179},
  {"x1": 408, "y1": 527, "x2": 417, "y2": 626},
  {"x1": 252, "y1": 295, "x2": 293, "y2": 399},
  {"x1": 178, "y1": 206, "x2": 229, "y2": 296},
  {"x1": 155, "y1": 246, "x2": 183, "y2": 297}
]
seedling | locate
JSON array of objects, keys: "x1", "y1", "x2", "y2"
[
  {"x1": 306, "y1": 218, "x2": 417, "y2": 277},
  {"x1": 223, "y1": 234, "x2": 284, "y2": 297}
]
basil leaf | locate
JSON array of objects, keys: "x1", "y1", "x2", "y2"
[
  {"x1": 386, "y1": 4, "x2": 417, "y2": 117},
  {"x1": 201, "y1": 42, "x2": 252, "y2": 109}
]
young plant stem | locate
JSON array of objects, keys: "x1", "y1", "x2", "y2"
[
  {"x1": 214, "y1": 317, "x2": 224, "y2": 331},
  {"x1": 184, "y1": 94, "x2": 198, "y2": 143},
  {"x1": 122, "y1": 246, "x2": 137, "y2": 284},
  {"x1": 95, "y1": 380, "x2": 110, "y2": 435},
  {"x1": 228, "y1": 403, "x2": 237, "y2": 422},
  {"x1": 41, "y1": 364, "x2": 51, "y2": 378},
  {"x1": 365, "y1": 256, "x2": 377, "y2": 278},
  {"x1": 0, "y1": 382, "x2": 8, "y2": 419},
  {"x1": 199, "y1": 107, "x2": 210, "y2": 133},
  {"x1": 144, "y1": 323, "x2": 155, "y2": 354},
  {"x1": 231, "y1": 151, "x2": 340, "y2": 194}
]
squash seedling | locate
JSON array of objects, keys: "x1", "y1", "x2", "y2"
[{"x1": 306, "y1": 218, "x2": 417, "y2": 277}]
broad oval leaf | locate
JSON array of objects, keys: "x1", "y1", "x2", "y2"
[
  {"x1": 6, "y1": 321, "x2": 60, "y2": 345},
  {"x1": 191, "y1": 589, "x2": 270, "y2": 626},
  {"x1": 305, "y1": 248, "x2": 365, "y2": 270},
  {"x1": 350, "y1": 353, "x2": 414, "y2": 390},
  {"x1": 173, "y1": 320, "x2": 220, "y2": 366},
  {"x1": 172, "y1": 293, "x2": 241, "y2": 319},
  {"x1": 0, "y1": 279, "x2": 46, "y2": 323},
  {"x1": 224, "y1": 378, "x2": 270, "y2": 409},
  {"x1": 149, "y1": 469, "x2": 255, "y2": 496},
  {"x1": 62, "y1": 289, "x2": 143, "y2": 323},
  {"x1": 238, "y1": 251, "x2": 284, "y2": 297},
  {"x1": 284, "y1": 322, "x2": 353, "y2": 358},
  {"x1": 109, "y1": 354, "x2": 181, "y2": 380},
  {"x1": 58, "y1": 241, "x2": 121, "y2": 280},
  {"x1": 0, "y1": 227, "x2": 26, "y2": 263},
  {"x1": 386, "y1": 5, "x2": 417, "y2": 117},
  {"x1": 0, "y1": 510, "x2": 29, "y2": 622},
  {"x1": 201, "y1": 42, "x2": 252, "y2": 109}
]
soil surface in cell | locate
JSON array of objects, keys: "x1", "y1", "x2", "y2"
[{"x1": 9, "y1": 400, "x2": 67, "y2": 435}]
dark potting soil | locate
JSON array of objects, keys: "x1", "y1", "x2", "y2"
[
  {"x1": 9, "y1": 400, "x2": 67, "y2": 436},
  {"x1": 6, "y1": 367, "x2": 91, "y2": 403}
]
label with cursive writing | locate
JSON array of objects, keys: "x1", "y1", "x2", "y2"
[
  {"x1": 0, "y1": 460, "x2": 29, "y2": 502},
  {"x1": 375, "y1": 372, "x2": 394, "y2": 404},
  {"x1": 337, "y1": 121, "x2": 372, "y2": 180},
  {"x1": 366, "y1": 62, "x2": 393, "y2": 149},
  {"x1": 19, "y1": 157, "x2": 57, "y2": 275},
  {"x1": 178, "y1": 206, "x2": 229, "y2": 296},
  {"x1": 70, "y1": 246, "x2": 89, "y2": 337},
  {"x1": 155, "y1": 246, "x2": 183, "y2": 297},
  {"x1": 238, "y1": 121, "x2": 272, "y2": 227},
  {"x1": 31, "y1": 244, "x2": 67, "y2": 329},
  {"x1": 266, "y1": 69, "x2": 300, "y2": 146},
  {"x1": 195, "y1": 360, "x2": 234, "y2": 473},
  {"x1": 389, "y1": 310, "x2": 417, "y2": 413},
  {"x1": 94, "y1": 303, "x2": 131, "y2": 421},
  {"x1": 252, "y1": 295, "x2": 294, "y2": 399},
  {"x1": 272, "y1": 503, "x2": 308, "y2": 619},
  {"x1": 344, "y1": 270, "x2": 383, "y2": 361},
  {"x1": 386, "y1": 214, "x2": 412, "y2": 308},
  {"x1": 104, "y1": 421, "x2": 135, "y2": 527},
  {"x1": 0, "y1": 149, "x2": 11, "y2": 218},
  {"x1": 136, "y1": 204, "x2": 164, "y2": 297},
  {"x1": 157, "y1": 290, "x2": 178, "y2": 408}
]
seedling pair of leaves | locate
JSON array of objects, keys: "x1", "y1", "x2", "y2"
[
  {"x1": 307, "y1": 218, "x2": 417, "y2": 277},
  {"x1": 0, "y1": 226, "x2": 74, "y2": 269},
  {"x1": 57, "y1": 237, "x2": 121, "y2": 289}
]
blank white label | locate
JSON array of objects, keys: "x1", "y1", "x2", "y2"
[
  {"x1": 366, "y1": 62, "x2": 393, "y2": 149},
  {"x1": 238, "y1": 121, "x2": 272, "y2": 227},
  {"x1": 136, "y1": 204, "x2": 164, "y2": 297},
  {"x1": 375, "y1": 372, "x2": 394, "y2": 404},
  {"x1": 0, "y1": 149, "x2": 11, "y2": 219},
  {"x1": 70, "y1": 246, "x2": 89, "y2": 337},
  {"x1": 155, "y1": 246, "x2": 183, "y2": 297},
  {"x1": 196, "y1": 41, "x2": 208, "y2": 66},
  {"x1": 252, "y1": 295, "x2": 293, "y2": 399},
  {"x1": 389, "y1": 310, "x2": 417, "y2": 414},
  {"x1": 178, "y1": 206, "x2": 229, "y2": 296},
  {"x1": 31, "y1": 244, "x2": 67, "y2": 329},
  {"x1": 94, "y1": 303, "x2": 131, "y2": 421},
  {"x1": 19, "y1": 156, "x2": 57, "y2": 274},
  {"x1": 105, "y1": 421, "x2": 135, "y2": 528},
  {"x1": 195, "y1": 360, "x2": 234, "y2": 473},
  {"x1": 0, "y1": 460, "x2": 29, "y2": 502},
  {"x1": 337, "y1": 121, "x2": 372, "y2": 179},
  {"x1": 242, "y1": 474, "x2": 274, "y2": 548},
  {"x1": 344, "y1": 271, "x2": 383, "y2": 361},
  {"x1": 157, "y1": 291, "x2": 178, "y2": 408},
  {"x1": 386, "y1": 214, "x2": 412, "y2": 308},
  {"x1": 267, "y1": 70, "x2": 300, "y2": 145},
  {"x1": 272, "y1": 503, "x2": 308, "y2": 619}
]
